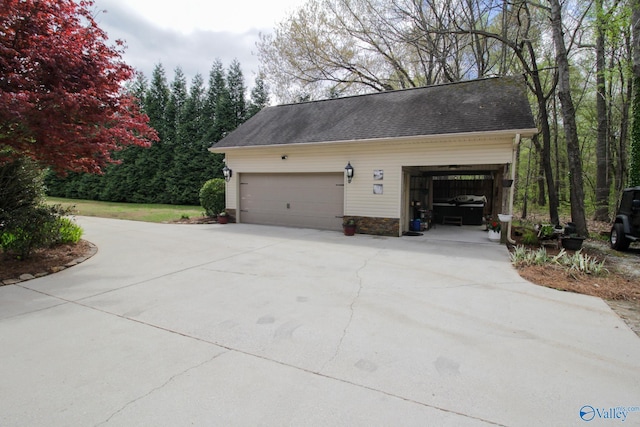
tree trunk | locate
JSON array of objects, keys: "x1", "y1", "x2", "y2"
[
  {"x1": 631, "y1": 0, "x2": 640, "y2": 186},
  {"x1": 527, "y1": 50, "x2": 560, "y2": 224},
  {"x1": 631, "y1": 76, "x2": 640, "y2": 186},
  {"x1": 549, "y1": 0, "x2": 588, "y2": 236},
  {"x1": 618, "y1": 74, "x2": 632, "y2": 193},
  {"x1": 594, "y1": 0, "x2": 610, "y2": 221},
  {"x1": 537, "y1": 151, "x2": 546, "y2": 206}
]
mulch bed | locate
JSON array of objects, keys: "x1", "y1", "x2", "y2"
[{"x1": 1, "y1": 240, "x2": 95, "y2": 284}]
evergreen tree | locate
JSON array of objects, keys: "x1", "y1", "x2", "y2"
[
  {"x1": 203, "y1": 60, "x2": 225, "y2": 139},
  {"x1": 227, "y1": 59, "x2": 247, "y2": 128},
  {"x1": 247, "y1": 73, "x2": 270, "y2": 119},
  {"x1": 45, "y1": 60, "x2": 253, "y2": 205},
  {"x1": 202, "y1": 60, "x2": 227, "y2": 183},
  {"x1": 166, "y1": 67, "x2": 188, "y2": 145},
  {"x1": 127, "y1": 72, "x2": 149, "y2": 111},
  {"x1": 102, "y1": 63, "x2": 174, "y2": 203},
  {"x1": 145, "y1": 64, "x2": 171, "y2": 141},
  {"x1": 168, "y1": 74, "x2": 216, "y2": 204},
  {"x1": 178, "y1": 74, "x2": 205, "y2": 145}
]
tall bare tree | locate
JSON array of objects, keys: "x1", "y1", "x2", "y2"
[
  {"x1": 631, "y1": 0, "x2": 640, "y2": 186},
  {"x1": 594, "y1": 0, "x2": 610, "y2": 221},
  {"x1": 549, "y1": 0, "x2": 588, "y2": 235}
]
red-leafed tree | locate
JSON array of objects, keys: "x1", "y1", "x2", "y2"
[{"x1": 0, "y1": 0, "x2": 158, "y2": 173}]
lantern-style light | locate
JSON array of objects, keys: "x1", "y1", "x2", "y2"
[
  {"x1": 222, "y1": 165, "x2": 232, "y2": 182},
  {"x1": 345, "y1": 162, "x2": 354, "y2": 184}
]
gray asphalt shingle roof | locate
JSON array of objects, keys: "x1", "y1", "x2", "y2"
[{"x1": 212, "y1": 77, "x2": 536, "y2": 149}]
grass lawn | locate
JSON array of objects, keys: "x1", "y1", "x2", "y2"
[{"x1": 46, "y1": 197, "x2": 205, "y2": 223}]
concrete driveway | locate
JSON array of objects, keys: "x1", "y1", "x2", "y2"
[{"x1": 1, "y1": 217, "x2": 639, "y2": 426}]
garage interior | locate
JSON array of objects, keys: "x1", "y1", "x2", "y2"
[{"x1": 405, "y1": 164, "x2": 509, "y2": 233}]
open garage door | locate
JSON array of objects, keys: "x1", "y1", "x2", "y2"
[{"x1": 239, "y1": 173, "x2": 344, "y2": 231}]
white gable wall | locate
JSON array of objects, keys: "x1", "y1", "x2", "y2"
[{"x1": 222, "y1": 133, "x2": 516, "y2": 221}]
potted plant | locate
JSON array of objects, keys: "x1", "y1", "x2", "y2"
[
  {"x1": 561, "y1": 233, "x2": 585, "y2": 250},
  {"x1": 487, "y1": 218, "x2": 501, "y2": 241},
  {"x1": 537, "y1": 224, "x2": 557, "y2": 241},
  {"x1": 217, "y1": 211, "x2": 229, "y2": 224},
  {"x1": 343, "y1": 218, "x2": 356, "y2": 236}
]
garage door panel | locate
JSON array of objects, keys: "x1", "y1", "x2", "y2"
[{"x1": 240, "y1": 173, "x2": 344, "y2": 231}]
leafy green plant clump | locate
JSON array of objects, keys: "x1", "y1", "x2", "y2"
[
  {"x1": 1, "y1": 157, "x2": 84, "y2": 259},
  {"x1": 510, "y1": 246, "x2": 607, "y2": 276},
  {"x1": 199, "y1": 178, "x2": 226, "y2": 217},
  {"x1": 55, "y1": 217, "x2": 83, "y2": 244},
  {"x1": 521, "y1": 229, "x2": 538, "y2": 245},
  {"x1": 0, "y1": 205, "x2": 83, "y2": 259}
]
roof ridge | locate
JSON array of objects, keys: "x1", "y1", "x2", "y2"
[
  {"x1": 273, "y1": 75, "x2": 520, "y2": 108},
  {"x1": 212, "y1": 76, "x2": 536, "y2": 150}
]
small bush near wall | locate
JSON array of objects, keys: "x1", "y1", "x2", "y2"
[{"x1": 199, "y1": 178, "x2": 226, "y2": 217}]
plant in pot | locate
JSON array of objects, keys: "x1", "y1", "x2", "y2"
[
  {"x1": 561, "y1": 233, "x2": 585, "y2": 250},
  {"x1": 487, "y1": 218, "x2": 501, "y2": 241},
  {"x1": 217, "y1": 211, "x2": 229, "y2": 224},
  {"x1": 537, "y1": 224, "x2": 558, "y2": 241},
  {"x1": 343, "y1": 218, "x2": 356, "y2": 236}
]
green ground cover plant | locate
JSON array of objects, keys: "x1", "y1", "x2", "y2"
[{"x1": 510, "y1": 245, "x2": 608, "y2": 276}]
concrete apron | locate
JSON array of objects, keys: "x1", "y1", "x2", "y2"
[{"x1": 1, "y1": 217, "x2": 638, "y2": 426}]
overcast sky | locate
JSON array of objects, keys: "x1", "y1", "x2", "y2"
[{"x1": 93, "y1": 0, "x2": 306, "y2": 88}]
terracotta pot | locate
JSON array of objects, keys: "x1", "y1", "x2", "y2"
[
  {"x1": 217, "y1": 215, "x2": 228, "y2": 224},
  {"x1": 343, "y1": 224, "x2": 356, "y2": 236}
]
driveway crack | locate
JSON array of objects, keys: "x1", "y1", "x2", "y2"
[
  {"x1": 321, "y1": 253, "x2": 373, "y2": 371},
  {"x1": 95, "y1": 351, "x2": 225, "y2": 426}
]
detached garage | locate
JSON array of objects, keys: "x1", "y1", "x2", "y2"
[{"x1": 210, "y1": 77, "x2": 537, "y2": 236}]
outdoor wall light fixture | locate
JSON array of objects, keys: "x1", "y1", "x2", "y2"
[
  {"x1": 345, "y1": 161, "x2": 354, "y2": 183},
  {"x1": 281, "y1": 155, "x2": 288, "y2": 160},
  {"x1": 222, "y1": 165, "x2": 232, "y2": 182}
]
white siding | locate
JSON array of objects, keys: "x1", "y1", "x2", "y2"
[{"x1": 223, "y1": 135, "x2": 515, "y2": 219}]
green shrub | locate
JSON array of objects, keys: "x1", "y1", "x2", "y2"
[
  {"x1": 0, "y1": 158, "x2": 84, "y2": 259},
  {"x1": 522, "y1": 229, "x2": 538, "y2": 245},
  {"x1": 0, "y1": 204, "x2": 75, "y2": 259},
  {"x1": 55, "y1": 217, "x2": 83, "y2": 244},
  {"x1": 0, "y1": 157, "x2": 45, "y2": 225},
  {"x1": 1, "y1": 205, "x2": 56, "y2": 259},
  {"x1": 199, "y1": 178, "x2": 226, "y2": 217}
]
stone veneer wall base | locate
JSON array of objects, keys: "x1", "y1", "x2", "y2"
[{"x1": 343, "y1": 216, "x2": 399, "y2": 237}]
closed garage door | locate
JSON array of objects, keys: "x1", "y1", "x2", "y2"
[{"x1": 240, "y1": 173, "x2": 344, "y2": 231}]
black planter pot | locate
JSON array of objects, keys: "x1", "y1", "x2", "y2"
[
  {"x1": 564, "y1": 222, "x2": 577, "y2": 235},
  {"x1": 561, "y1": 236, "x2": 585, "y2": 251}
]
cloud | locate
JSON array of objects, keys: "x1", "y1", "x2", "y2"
[{"x1": 96, "y1": 3, "x2": 265, "y2": 86}]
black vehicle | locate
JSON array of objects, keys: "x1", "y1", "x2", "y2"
[{"x1": 610, "y1": 186, "x2": 640, "y2": 251}]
